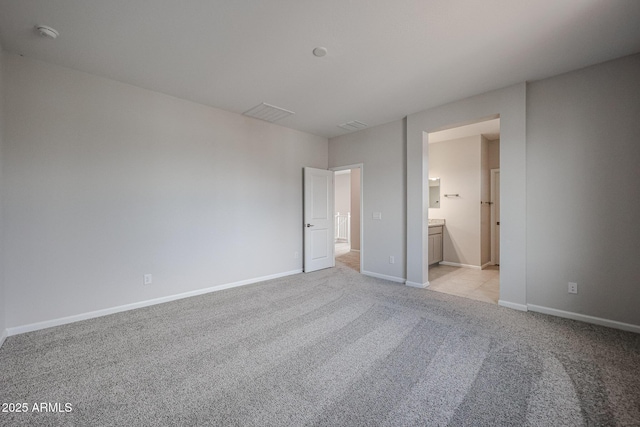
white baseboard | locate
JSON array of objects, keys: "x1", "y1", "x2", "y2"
[
  {"x1": 498, "y1": 300, "x2": 528, "y2": 311},
  {"x1": 527, "y1": 304, "x2": 640, "y2": 334},
  {"x1": 350, "y1": 249, "x2": 360, "y2": 253},
  {"x1": 6, "y1": 269, "x2": 302, "y2": 337},
  {"x1": 480, "y1": 262, "x2": 493, "y2": 270},
  {"x1": 440, "y1": 261, "x2": 481, "y2": 270},
  {"x1": 405, "y1": 280, "x2": 429, "y2": 289},
  {"x1": 0, "y1": 329, "x2": 7, "y2": 349},
  {"x1": 362, "y1": 270, "x2": 406, "y2": 284}
]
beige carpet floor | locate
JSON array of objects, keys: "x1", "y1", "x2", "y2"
[{"x1": 1, "y1": 258, "x2": 639, "y2": 426}]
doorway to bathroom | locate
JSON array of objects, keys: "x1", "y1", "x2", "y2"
[{"x1": 426, "y1": 117, "x2": 501, "y2": 304}]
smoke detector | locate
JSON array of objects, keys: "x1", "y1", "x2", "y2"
[{"x1": 36, "y1": 25, "x2": 59, "y2": 39}]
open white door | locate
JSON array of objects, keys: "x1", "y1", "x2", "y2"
[{"x1": 304, "y1": 167, "x2": 335, "y2": 272}]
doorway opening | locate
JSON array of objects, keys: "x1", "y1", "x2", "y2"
[
  {"x1": 333, "y1": 166, "x2": 362, "y2": 273},
  {"x1": 426, "y1": 117, "x2": 501, "y2": 304}
]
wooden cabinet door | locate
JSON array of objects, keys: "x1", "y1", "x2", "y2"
[
  {"x1": 433, "y1": 233, "x2": 443, "y2": 263},
  {"x1": 428, "y1": 235, "x2": 435, "y2": 265}
]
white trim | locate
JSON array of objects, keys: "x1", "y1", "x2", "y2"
[
  {"x1": 350, "y1": 249, "x2": 360, "y2": 253},
  {"x1": 362, "y1": 270, "x2": 405, "y2": 284},
  {"x1": 499, "y1": 300, "x2": 528, "y2": 311},
  {"x1": 527, "y1": 304, "x2": 640, "y2": 334},
  {"x1": 440, "y1": 261, "x2": 482, "y2": 270},
  {"x1": 490, "y1": 168, "x2": 500, "y2": 266},
  {"x1": 6, "y1": 269, "x2": 302, "y2": 337},
  {"x1": 406, "y1": 280, "x2": 429, "y2": 289},
  {"x1": 480, "y1": 262, "x2": 493, "y2": 270},
  {"x1": 0, "y1": 329, "x2": 7, "y2": 349}
]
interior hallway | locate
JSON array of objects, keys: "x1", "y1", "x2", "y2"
[{"x1": 335, "y1": 242, "x2": 360, "y2": 272}]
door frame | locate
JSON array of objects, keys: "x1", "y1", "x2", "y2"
[
  {"x1": 490, "y1": 168, "x2": 500, "y2": 265},
  {"x1": 330, "y1": 163, "x2": 364, "y2": 274},
  {"x1": 407, "y1": 86, "x2": 527, "y2": 310}
]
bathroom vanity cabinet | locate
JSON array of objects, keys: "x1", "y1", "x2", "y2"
[{"x1": 428, "y1": 225, "x2": 443, "y2": 265}]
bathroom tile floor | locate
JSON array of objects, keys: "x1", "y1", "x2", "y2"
[
  {"x1": 428, "y1": 264, "x2": 500, "y2": 304},
  {"x1": 334, "y1": 243, "x2": 498, "y2": 304}
]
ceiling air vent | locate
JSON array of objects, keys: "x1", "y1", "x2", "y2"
[
  {"x1": 337, "y1": 120, "x2": 368, "y2": 132},
  {"x1": 243, "y1": 103, "x2": 295, "y2": 123}
]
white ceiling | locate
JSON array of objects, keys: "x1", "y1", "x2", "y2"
[{"x1": 1, "y1": 0, "x2": 639, "y2": 139}]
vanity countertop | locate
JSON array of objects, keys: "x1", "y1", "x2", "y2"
[{"x1": 428, "y1": 219, "x2": 445, "y2": 227}]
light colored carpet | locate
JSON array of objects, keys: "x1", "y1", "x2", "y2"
[
  {"x1": 335, "y1": 246, "x2": 360, "y2": 272},
  {"x1": 1, "y1": 259, "x2": 639, "y2": 426}
]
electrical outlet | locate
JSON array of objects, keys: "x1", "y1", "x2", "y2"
[
  {"x1": 144, "y1": 274, "x2": 152, "y2": 285},
  {"x1": 568, "y1": 282, "x2": 578, "y2": 294},
  {"x1": 389, "y1": 256, "x2": 395, "y2": 264}
]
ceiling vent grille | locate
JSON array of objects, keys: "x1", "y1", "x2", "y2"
[
  {"x1": 337, "y1": 120, "x2": 368, "y2": 131},
  {"x1": 243, "y1": 102, "x2": 295, "y2": 123}
]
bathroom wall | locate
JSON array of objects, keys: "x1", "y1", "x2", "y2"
[
  {"x1": 489, "y1": 139, "x2": 500, "y2": 170},
  {"x1": 428, "y1": 135, "x2": 482, "y2": 267}
]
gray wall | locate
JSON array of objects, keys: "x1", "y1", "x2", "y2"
[
  {"x1": 2, "y1": 54, "x2": 327, "y2": 329},
  {"x1": 335, "y1": 53, "x2": 639, "y2": 327},
  {"x1": 526, "y1": 54, "x2": 640, "y2": 326},
  {"x1": 2, "y1": 48, "x2": 638, "y2": 335},
  {"x1": 328, "y1": 120, "x2": 406, "y2": 282},
  {"x1": 0, "y1": 46, "x2": 6, "y2": 341}
]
